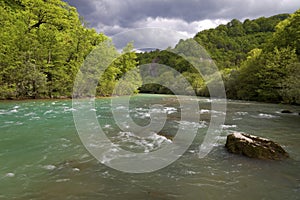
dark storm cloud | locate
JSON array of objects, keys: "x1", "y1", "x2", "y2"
[
  {"x1": 66, "y1": 0, "x2": 217, "y2": 26},
  {"x1": 64, "y1": 0, "x2": 300, "y2": 47},
  {"x1": 65, "y1": 0, "x2": 299, "y2": 27}
]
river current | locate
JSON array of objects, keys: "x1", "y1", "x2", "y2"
[{"x1": 0, "y1": 94, "x2": 299, "y2": 199}]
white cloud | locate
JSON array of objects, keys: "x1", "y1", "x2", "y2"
[
  {"x1": 134, "y1": 17, "x2": 229, "y2": 37},
  {"x1": 111, "y1": 28, "x2": 191, "y2": 50}
]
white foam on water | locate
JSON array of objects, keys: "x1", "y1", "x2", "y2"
[
  {"x1": 199, "y1": 109, "x2": 210, "y2": 114},
  {"x1": 148, "y1": 132, "x2": 172, "y2": 143},
  {"x1": 135, "y1": 112, "x2": 150, "y2": 119},
  {"x1": 215, "y1": 136, "x2": 227, "y2": 141},
  {"x1": 104, "y1": 124, "x2": 112, "y2": 129},
  {"x1": 221, "y1": 124, "x2": 237, "y2": 129},
  {"x1": 119, "y1": 122, "x2": 130, "y2": 129},
  {"x1": 132, "y1": 106, "x2": 176, "y2": 119},
  {"x1": 63, "y1": 107, "x2": 76, "y2": 112},
  {"x1": 199, "y1": 109, "x2": 226, "y2": 115},
  {"x1": 117, "y1": 131, "x2": 172, "y2": 153},
  {"x1": 214, "y1": 136, "x2": 228, "y2": 146},
  {"x1": 100, "y1": 156, "x2": 112, "y2": 165},
  {"x1": 80, "y1": 154, "x2": 90, "y2": 159},
  {"x1": 5, "y1": 173, "x2": 15, "y2": 177},
  {"x1": 186, "y1": 170, "x2": 197, "y2": 175},
  {"x1": 100, "y1": 149, "x2": 121, "y2": 164},
  {"x1": 88, "y1": 143, "x2": 100, "y2": 148},
  {"x1": 135, "y1": 106, "x2": 177, "y2": 116},
  {"x1": 62, "y1": 144, "x2": 70, "y2": 148},
  {"x1": 119, "y1": 131, "x2": 136, "y2": 138},
  {"x1": 24, "y1": 112, "x2": 36, "y2": 116},
  {"x1": 136, "y1": 107, "x2": 147, "y2": 112},
  {"x1": 164, "y1": 107, "x2": 177, "y2": 114},
  {"x1": 42, "y1": 165, "x2": 56, "y2": 170},
  {"x1": 115, "y1": 106, "x2": 126, "y2": 110},
  {"x1": 9, "y1": 109, "x2": 18, "y2": 113},
  {"x1": 211, "y1": 110, "x2": 226, "y2": 115},
  {"x1": 233, "y1": 117, "x2": 243, "y2": 121},
  {"x1": 29, "y1": 116, "x2": 40, "y2": 120},
  {"x1": 256, "y1": 113, "x2": 279, "y2": 119},
  {"x1": 60, "y1": 138, "x2": 71, "y2": 142},
  {"x1": 188, "y1": 150, "x2": 197, "y2": 154},
  {"x1": 43, "y1": 110, "x2": 53, "y2": 115},
  {"x1": 55, "y1": 178, "x2": 70, "y2": 183},
  {"x1": 148, "y1": 108, "x2": 163, "y2": 113},
  {"x1": 72, "y1": 168, "x2": 80, "y2": 172},
  {"x1": 109, "y1": 147, "x2": 120, "y2": 153},
  {"x1": 175, "y1": 120, "x2": 207, "y2": 129},
  {"x1": 101, "y1": 171, "x2": 110, "y2": 177},
  {"x1": 235, "y1": 112, "x2": 248, "y2": 116}
]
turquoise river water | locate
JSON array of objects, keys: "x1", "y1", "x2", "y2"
[{"x1": 0, "y1": 94, "x2": 299, "y2": 199}]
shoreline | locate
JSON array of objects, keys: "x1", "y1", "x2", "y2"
[{"x1": 0, "y1": 94, "x2": 299, "y2": 107}]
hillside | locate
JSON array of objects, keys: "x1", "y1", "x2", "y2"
[
  {"x1": 137, "y1": 11, "x2": 300, "y2": 104},
  {"x1": 194, "y1": 14, "x2": 289, "y2": 69}
]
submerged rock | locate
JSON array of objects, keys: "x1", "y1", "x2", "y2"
[
  {"x1": 225, "y1": 132, "x2": 289, "y2": 160},
  {"x1": 281, "y1": 110, "x2": 293, "y2": 114}
]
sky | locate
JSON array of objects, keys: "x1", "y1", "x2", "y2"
[{"x1": 64, "y1": 0, "x2": 300, "y2": 49}]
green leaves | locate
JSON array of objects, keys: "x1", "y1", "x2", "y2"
[
  {"x1": 194, "y1": 10, "x2": 299, "y2": 104},
  {"x1": 194, "y1": 14, "x2": 289, "y2": 70},
  {"x1": 236, "y1": 42, "x2": 299, "y2": 102},
  {"x1": 280, "y1": 63, "x2": 300, "y2": 104},
  {"x1": 0, "y1": 0, "x2": 107, "y2": 99}
]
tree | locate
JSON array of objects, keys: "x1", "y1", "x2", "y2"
[
  {"x1": 96, "y1": 42, "x2": 140, "y2": 96},
  {"x1": 280, "y1": 63, "x2": 300, "y2": 104},
  {"x1": 255, "y1": 47, "x2": 298, "y2": 102},
  {"x1": 0, "y1": 0, "x2": 107, "y2": 99},
  {"x1": 235, "y1": 48, "x2": 263, "y2": 100}
]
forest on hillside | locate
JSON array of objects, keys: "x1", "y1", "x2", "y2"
[
  {"x1": 0, "y1": 0, "x2": 299, "y2": 104},
  {"x1": 138, "y1": 12, "x2": 300, "y2": 104}
]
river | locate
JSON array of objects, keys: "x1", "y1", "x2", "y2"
[{"x1": 0, "y1": 94, "x2": 299, "y2": 199}]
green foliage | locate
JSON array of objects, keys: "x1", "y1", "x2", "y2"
[
  {"x1": 280, "y1": 63, "x2": 300, "y2": 104},
  {"x1": 194, "y1": 14, "x2": 289, "y2": 69},
  {"x1": 0, "y1": 0, "x2": 107, "y2": 99},
  {"x1": 232, "y1": 10, "x2": 300, "y2": 103},
  {"x1": 236, "y1": 47, "x2": 298, "y2": 102},
  {"x1": 137, "y1": 47, "x2": 207, "y2": 96},
  {"x1": 97, "y1": 42, "x2": 140, "y2": 96},
  {"x1": 270, "y1": 10, "x2": 300, "y2": 55},
  {"x1": 1, "y1": 1, "x2": 299, "y2": 104}
]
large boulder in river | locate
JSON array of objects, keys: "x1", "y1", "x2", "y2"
[{"x1": 225, "y1": 132, "x2": 289, "y2": 160}]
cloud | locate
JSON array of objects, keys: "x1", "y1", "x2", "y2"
[
  {"x1": 64, "y1": 0, "x2": 300, "y2": 47},
  {"x1": 66, "y1": 0, "x2": 300, "y2": 26},
  {"x1": 111, "y1": 28, "x2": 191, "y2": 51},
  {"x1": 132, "y1": 17, "x2": 229, "y2": 37}
]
